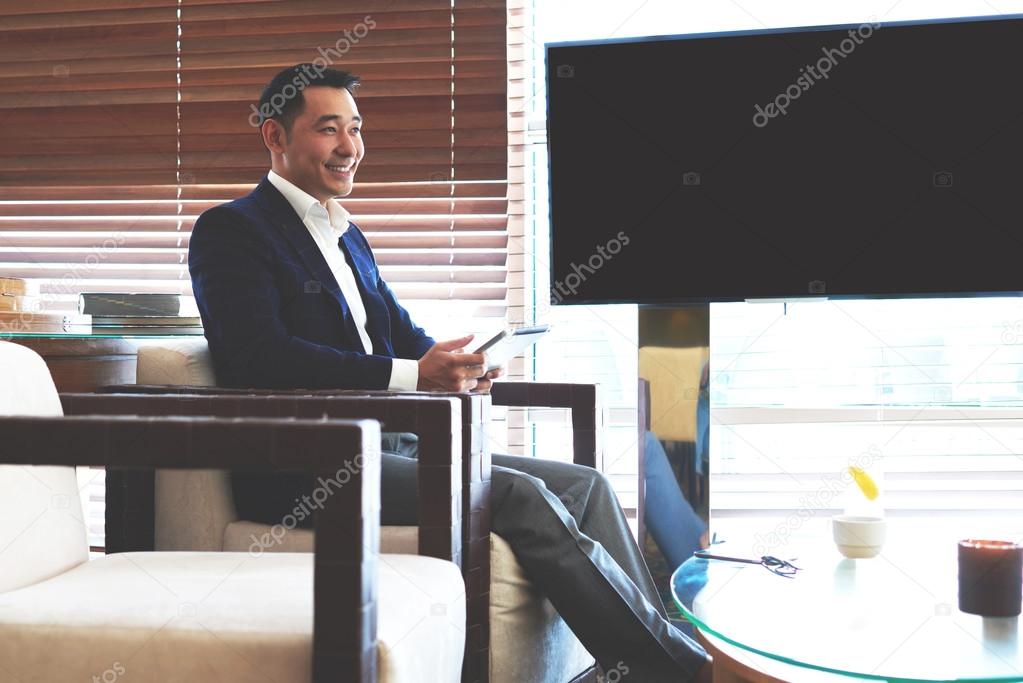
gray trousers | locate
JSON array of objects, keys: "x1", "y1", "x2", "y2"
[{"x1": 379, "y1": 434, "x2": 709, "y2": 682}]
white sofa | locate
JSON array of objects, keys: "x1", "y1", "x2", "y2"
[{"x1": 0, "y1": 341, "x2": 466, "y2": 682}]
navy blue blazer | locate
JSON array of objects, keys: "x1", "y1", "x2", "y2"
[{"x1": 189, "y1": 175, "x2": 435, "y2": 390}]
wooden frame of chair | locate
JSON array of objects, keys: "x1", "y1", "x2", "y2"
[
  {"x1": 94, "y1": 382, "x2": 604, "y2": 683},
  {"x1": 61, "y1": 392, "x2": 462, "y2": 565},
  {"x1": 0, "y1": 413, "x2": 383, "y2": 682}
]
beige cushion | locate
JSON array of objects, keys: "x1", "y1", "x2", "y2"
[
  {"x1": 221, "y1": 524, "x2": 593, "y2": 683},
  {"x1": 489, "y1": 535, "x2": 594, "y2": 683},
  {"x1": 0, "y1": 342, "x2": 89, "y2": 593},
  {"x1": 136, "y1": 341, "x2": 236, "y2": 551},
  {"x1": 156, "y1": 470, "x2": 237, "y2": 551},
  {"x1": 137, "y1": 339, "x2": 217, "y2": 386},
  {"x1": 225, "y1": 520, "x2": 420, "y2": 556},
  {"x1": 0, "y1": 551, "x2": 465, "y2": 683}
]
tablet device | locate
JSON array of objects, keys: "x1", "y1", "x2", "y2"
[{"x1": 474, "y1": 324, "x2": 551, "y2": 371}]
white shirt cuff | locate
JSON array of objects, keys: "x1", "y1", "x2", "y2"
[{"x1": 387, "y1": 358, "x2": 419, "y2": 391}]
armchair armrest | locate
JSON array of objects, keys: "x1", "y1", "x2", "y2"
[
  {"x1": 490, "y1": 382, "x2": 604, "y2": 470},
  {"x1": 104, "y1": 384, "x2": 438, "y2": 399},
  {"x1": 0, "y1": 414, "x2": 381, "y2": 683},
  {"x1": 61, "y1": 392, "x2": 462, "y2": 564}
]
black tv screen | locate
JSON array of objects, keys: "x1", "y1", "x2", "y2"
[{"x1": 546, "y1": 15, "x2": 1023, "y2": 304}]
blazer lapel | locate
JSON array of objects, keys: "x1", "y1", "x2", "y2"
[
  {"x1": 252, "y1": 177, "x2": 356, "y2": 328},
  {"x1": 340, "y1": 230, "x2": 393, "y2": 355}
]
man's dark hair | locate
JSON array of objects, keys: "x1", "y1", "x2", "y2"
[{"x1": 256, "y1": 63, "x2": 360, "y2": 135}]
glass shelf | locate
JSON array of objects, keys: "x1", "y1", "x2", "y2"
[{"x1": 1, "y1": 331, "x2": 204, "y2": 340}]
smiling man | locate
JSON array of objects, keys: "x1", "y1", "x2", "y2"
[{"x1": 188, "y1": 64, "x2": 711, "y2": 682}]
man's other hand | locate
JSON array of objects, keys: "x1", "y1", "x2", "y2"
[
  {"x1": 417, "y1": 335, "x2": 487, "y2": 392},
  {"x1": 473, "y1": 366, "x2": 503, "y2": 394}
]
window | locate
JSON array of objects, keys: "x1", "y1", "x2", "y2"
[
  {"x1": 710, "y1": 298, "x2": 1023, "y2": 541},
  {"x1": 509, "y1": 0, "x2": 641, "y2": 511}
]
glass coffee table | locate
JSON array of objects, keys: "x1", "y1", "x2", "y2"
[{"x1": 672, "y1": 538, "x2": 1022, "y2": 682}]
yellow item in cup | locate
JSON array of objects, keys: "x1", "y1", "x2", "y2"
[{"x1": 849, "y1": 466, "x2": 879, "y2": 501}]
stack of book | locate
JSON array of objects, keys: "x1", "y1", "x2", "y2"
[
  {"x1": 0, "y1": 277, "x2": 74, "y2": 334},
  {"x1": 79, "y1": 293, "x2": 203, "y2": 335},
  {"x1": 0, "y1": 276, "x2": 39, "y2": 312}
]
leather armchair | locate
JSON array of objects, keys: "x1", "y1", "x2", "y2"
[
  {"x1": 109, "y1": 339, "x2": 603, "y2": 683},
  {"x1": 0, "y1": 341, "x2": 466, "y2": 683}
]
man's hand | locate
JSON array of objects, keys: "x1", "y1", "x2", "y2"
[
  {"x1": 417, "y1": 335, "x2": 487, "y2": 392},
  {"x1": 472, "y1": 366, "x2": 503, "y2": 394}
]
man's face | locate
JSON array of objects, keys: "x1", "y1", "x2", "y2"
[{"x1": 272, "y1": 86, "x2": 364, "y2": 203}]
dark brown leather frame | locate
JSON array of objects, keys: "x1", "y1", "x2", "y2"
[
  {"x1": 0, "y1": 413, "x2": 382, "y2": 683},
  {"x1": 62, "y1": 393, "x2": 462, "y2": 565},
  {"x1": 91, "y1": 382, "x2": 603, "y2": 683}
]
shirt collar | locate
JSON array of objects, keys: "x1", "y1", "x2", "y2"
[{"x1": 267, "y1": 170, "x2": 351, "y2": 234}]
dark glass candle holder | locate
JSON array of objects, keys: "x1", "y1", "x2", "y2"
[{"x1": 958, "y1": 539, "x2": 1023, "y2": 618}]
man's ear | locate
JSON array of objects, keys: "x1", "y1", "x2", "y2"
[{"x1": 261, "y1": 119, "x2": 287, "y2": 154}]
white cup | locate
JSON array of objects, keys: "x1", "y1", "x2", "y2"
[{"x1": 832, "y1": 515, "x2": 887, "y2": 559}]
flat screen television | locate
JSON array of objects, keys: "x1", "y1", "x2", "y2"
[{"x1": 546, "y1": 14, "x2": 1023, "y2": 304}]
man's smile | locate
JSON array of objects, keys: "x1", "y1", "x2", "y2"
[{"x1": 325, "y1": 161, "x2": 354, "y2": 178}]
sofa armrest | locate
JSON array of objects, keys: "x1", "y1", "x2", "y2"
[
  {"x1": 0, "y1": 414, "x2": 381, "y2": 683},
  {"x1": 62, "y1": 392, "x2": 462, "y2": 565},
  {"x1": 490, "y1": 382, "x2": 604, "y2": 470}
]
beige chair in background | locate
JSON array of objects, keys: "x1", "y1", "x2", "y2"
[
  {"x1": 638, "y1": 345, "x2": 708, "y2": 444},
  {"x1": 638, "y1": 345, "x2": 710, "y2": 543}
]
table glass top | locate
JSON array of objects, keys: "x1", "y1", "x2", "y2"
[{"x1": 672, "y1": 536, "x2": 1022, "y2": 682}]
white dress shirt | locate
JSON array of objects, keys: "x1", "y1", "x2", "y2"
[{"x1": 267, "y1": 170, "x2": 419, "y2": 390}]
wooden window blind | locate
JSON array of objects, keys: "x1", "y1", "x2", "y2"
[
  {"x1": 0, "y1": 0, "x2": 509, "y2": 332},
  {"x1": 178, "y1": 0, "x2": 509, "y2": 332},
  {"x1": 0, "y1": 1, "x2": 182, "y2": 309}
]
